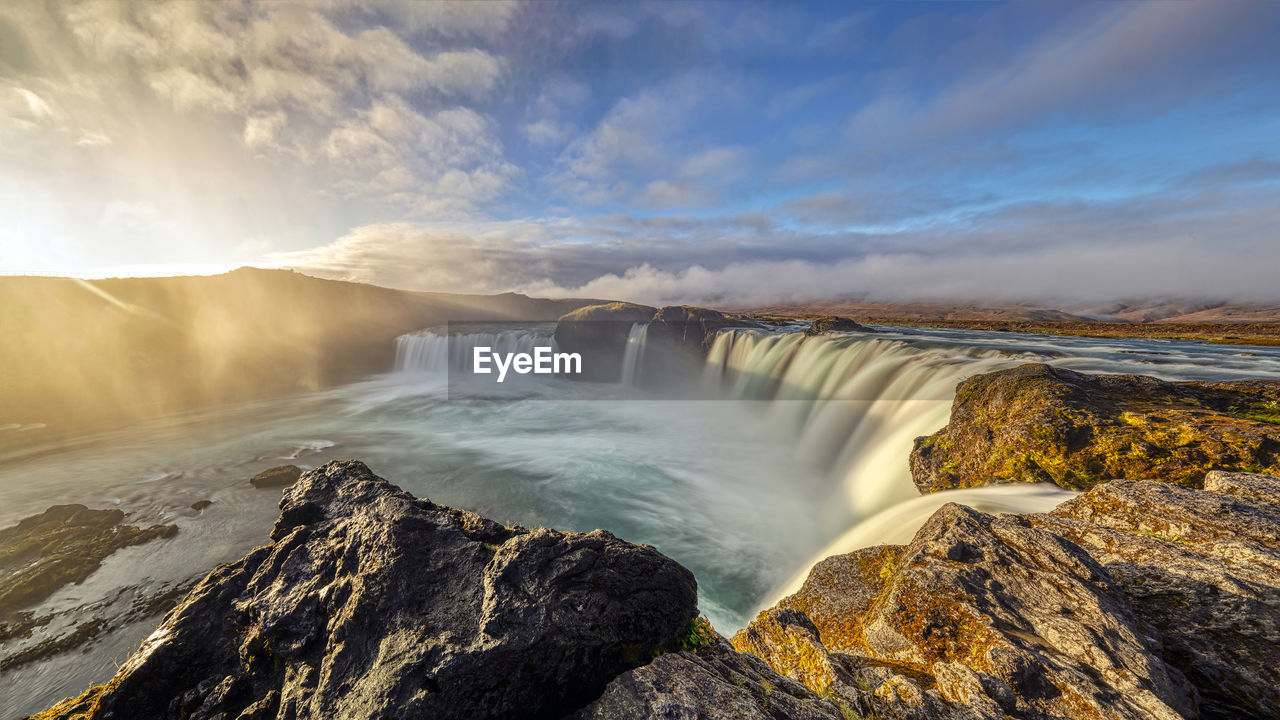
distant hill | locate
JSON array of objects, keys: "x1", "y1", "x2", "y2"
[
  {"x1": 1067, "y1": 300, "x2": 1280, "y2": 324},
  {"x1": 740, "y1": 299, "x2": 1280, "y2": 348},
  {"x1": 0, "y1": 268, "x2": 597, "y2": 435},
  {"x1": 745, "y1": 299, "x2": 1280, "y2": 324},
  {"x1": 743, "y1": 300, "x2": 1097, "y2": 323}
]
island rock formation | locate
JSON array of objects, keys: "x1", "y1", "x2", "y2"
[
  {"x1": 804, "y1": 316, "x2": 874, "y2": 336},
  {"x1": 553, "y1": 302, "x2": 657, "y2": 382}
]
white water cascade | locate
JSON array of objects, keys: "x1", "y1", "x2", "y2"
[
  {"x1": 619, "y1": 323, "x2": 650, "y2": 386},
  {"x1": 395, "y1": 327, "x2": 557, "y2": 374},
  {"x1": 701, "y1": 328, "x2": 1079, "y2": 605},
  {"x1": 703, "y1": 329, "x2": 1033, "y2": 510}
]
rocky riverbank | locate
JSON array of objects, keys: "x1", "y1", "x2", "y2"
[
  {"x1": 911, "y1": 363, "x2": 1280, "y2": 492},
  {"x1": 19, "y1": 363, "x2": 1280, "y2": 719},
  {"x1": 735, "y1": 471, "x2": 1280, "y2": 719},
  {"x1": 26, "y1": 461, "x2": 1280, "y2": 719}
]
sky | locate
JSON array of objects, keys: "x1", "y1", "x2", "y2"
[{"x1": 2, "y1": 0, "x2": 1279, "y2": 305}]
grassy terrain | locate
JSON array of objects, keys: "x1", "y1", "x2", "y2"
[{"x1": 752, "y1": 313, "x2": 1280, "y2": 348}]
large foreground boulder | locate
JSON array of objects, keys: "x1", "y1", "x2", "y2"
[
  {"x1": 735, "y1": 472, "x2": 1280, "y2": 719},
  {"x1": 911, "y1": 363, "x2": 1280, "y2": 492},
  {"x1": 553, "y1": 302, "x2": 657, "y2": 382},
  {"x1": 31, "y1": 461, "x2": 698, "y2": 720}
]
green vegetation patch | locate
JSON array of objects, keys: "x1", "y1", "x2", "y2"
[{"x1": 678, "y1": 616, "x2": 717, "y2": 651}]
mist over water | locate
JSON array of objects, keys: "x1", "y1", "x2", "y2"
[{"x1": 5, "y1": 323, "x2": 1280, "y2": 715}]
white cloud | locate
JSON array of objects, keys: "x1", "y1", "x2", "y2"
[
  {"x1": 243, "y1": 111, "x2": 287, "y2": 151},
  {"x1": 361, "y1": 1, "x2": 520, "y2": 39},
  {"x1": 553, "y1": 75, "x2": 732, "y2": 205},
  {"x1": 845, "y1": 2, "x2": 1274, "y2": 150},
  {"x1": 270, "y1": 184, "x2": 1280, "y2": 305},
  {"x1": 5, "y1": 0, "x2": 518, "y2": 223},
  {"x1": 146, "y1": 67, "x2": 238, "y2": 113},
  {"x1": 677, "y1": 146, "x2": 748, "y2": 182},
  {"x1": 522, "y1": 120, "x2": 576, "y2": 147},
  {"x1": 641, "y1": 181, "x2": 694, "y2": 207}
]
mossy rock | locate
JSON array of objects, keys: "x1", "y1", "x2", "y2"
[
  {"x1": 0, "y1": 505, "x2": 177, "y2": 615},
  {"x1": 804, "y1": 316, "x2": 873, "y2": 336},
  {"x1": 910, "y1": 363, "x2": 1280, "y2": 492},
  {"x1": 250, "y1": 465, "x2": 303, "y2": 489}
]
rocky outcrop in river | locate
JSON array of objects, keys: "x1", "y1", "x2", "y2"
[
  {"x1": 647, "y1": 305, "x2": 762, "y2": 354},
  {"x1": 553, "y1": 302, "x2": 762, "y2": 385},
  {"x1": 910, "y1": 363, "x2": 1280, "y2": 492},
  {"x1": 0, "y1": 506, "x2": 176, "y2": 616},
  {"x1": 804, "y1": 316, "x2": 874, "y2": 336},
  {"x1": 553, "y1": 302, "x2": 657, "y2": 382}
]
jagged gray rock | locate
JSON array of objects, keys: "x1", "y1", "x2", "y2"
[
  {"x1": 569, "y1": 638, "x2": 846, "y2": 720},
  {"x1": 32, "y1": 461, "x2": 698, "y2": 720},
  {"x1": 28, "y1": 459, "x2": 1280, "y2": 720},
  {"x1": 1035, "y1": 473, "x2": 1280, "y2": 719},
  {"x1": 739, "y1": 501, "x2": 1196, "y2": 720}
]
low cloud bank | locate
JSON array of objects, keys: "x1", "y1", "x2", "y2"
[{"x1": 272, "y1": 215, "x2": 1280, "y2": 307}]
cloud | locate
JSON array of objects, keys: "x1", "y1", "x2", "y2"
[
  {"x1": 846, "y1": 2, "x2": 1280, "y2": 150},
  {"x1": 6, "y1": 0, "x2": 512, "y2": 220},
  {"x1": 243, "y1": 111, "x2": 287, "y2": 151},
  {"x1": 520, "y1": 78, "x2": 589, "y2": 147},
  {"x1": 146, "y1": 66, "x2": 238, "y2": 113},
  {"x1": 273, "y1": 177, "x2": 1280, "y2": 305},
  {"x1": 677, "y1": 146, "x2": 748, "y2": 182},
  {"x1": 522, "y1": 119, "x2": 575, "y2": 147},
  {"x1": 640, "y1": 180, "x2": 701, "y2": 208},
  {"x1": 4, "y1": 0, "x2": 1279, "y2": 303},
  {"x1": 356, "y1": 1, "x2": 521, "y2": 39},
  {"x1": 554, "y1": 74, "x2": 737, "y2": 205}
]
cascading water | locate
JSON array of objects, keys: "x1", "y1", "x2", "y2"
[
  {"x1": 619, "y1": 323, "x2": 650, "y2": 386},
  {"x1": 704, "y1": 329, "x2": 1029, "y2": 510},
  {"x1": 701, "y1": 328, "x2": 1079, "y2": 606},
  {"x1": 394, "y1": 326, "x2": 557, "y2": 374}
]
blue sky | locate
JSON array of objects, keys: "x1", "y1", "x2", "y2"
[{"x1": 2, "y1": 1, "x2": 1279, "y2": 304}]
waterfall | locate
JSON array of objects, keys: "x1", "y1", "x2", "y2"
[
  {"x1": 703, "y1": 329, "x2": 1017, "y2": 512},
  {"x1": 395, "y1": 326, "x2": 557, "y2": 374},
  {"x1": 619, "y1": 323, "x2": 650, "y2": 386},
  {"x1": 702, "y1": 328, "x2": 1079, "y2": 607}
]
